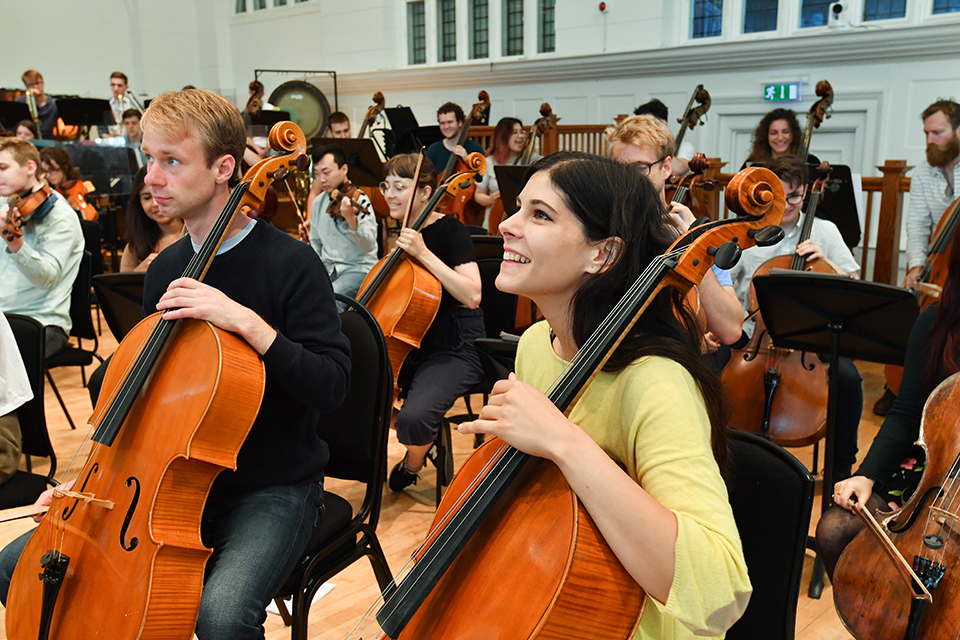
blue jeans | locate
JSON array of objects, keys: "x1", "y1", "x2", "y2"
[
  {"x1": 0, "y1": 482, "x2": 323, "y2": 640},
  {"x1": 330, "y1": 267, "x2": 369, "y2": 313}
]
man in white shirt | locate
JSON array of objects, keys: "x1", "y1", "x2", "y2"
[
  {"x1": 108, "y1": 72, "x2": 139, "y2": 137},
  {"x1": 903, "y1": 100, "x2": 960, "y2": 289}
]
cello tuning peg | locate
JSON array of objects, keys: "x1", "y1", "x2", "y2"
[
  {"x1": 708, "y1": 241, "x2": 742, "y2": 270},
  {"x1": 748, "y1": 225, "x2": 785, "y2": 247},
  {"x1": 296, "y1": 153, "x2": 310, "y2": 172}
]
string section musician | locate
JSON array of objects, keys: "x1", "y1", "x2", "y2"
[
  {"x1": 0, "y1": 89, "x2": 351, "y2": 640},
  {"x1": 425, "y1": 102, "x2": 484, "y2": 174},
  {"x1": 303, "y1": 143, "x2": 378, "y2": 307}
]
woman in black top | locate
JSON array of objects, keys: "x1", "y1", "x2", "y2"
[
  {"x1": 816, "y1": 220, "x2": 960, "y2": 577},
  {"x1": 741, "y1": 108, "x2": 820, "y2": 169},
  {"x1": 379, "y1": 154, "x2": 485, "y2": 492}
]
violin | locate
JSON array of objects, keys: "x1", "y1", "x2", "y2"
[
  {"x1": 675, "y1": 84, "x2": 711, "y2": 152},
  {"x1": 56, "y1": 179, "x2": 98, "y2": 221},
  {"x1": 833, "y1": 372, "x2": 960, "y2": 639},
  {"x1": 722, "y1": 163, "x2": 838, "y2": 447},
  {"x1": 5, "y1": 122, "x2": 308, "y2": 640},
  {"x1": 327, "y1": 180, "x2": 374, "y2": 219},
  {"x1": 349, "y1": 167, "x2": 785, "y2": 640},
  {"x1": 798, "y1": 80, "x2": 833, "y2": 163},
  {"x1": 1, "y1": 185, "x2": 56, "y2": 240},
  {"x1": 437, "y1": 91, "x2": 490, "y2": 226},
  {"x1": 357, "y1": 153, "x2": 486, "y2": 392}
]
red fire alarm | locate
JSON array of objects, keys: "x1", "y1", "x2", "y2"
[{"x1": 599, "y1": 2, "x2": 607, "y2": 11}]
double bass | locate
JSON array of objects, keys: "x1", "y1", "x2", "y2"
[
  {"x1": 674, "y1": 84, "x2": 711, "y2": 155},
  {"x1": 349, "y1": 167, "x2": 785, "y2": 640},
  {"x1": 5, "y1": 122, "x2": 309, "y2": 640},
  {"x1": 356, "y1": 92, "x2": 392, "y2": 221},
  {"x1": 436, "y1": 91, "x2": 490, "y2": 226},
  {"x1": 833, "y1": 372, "x2": 960, "y2": 639}
]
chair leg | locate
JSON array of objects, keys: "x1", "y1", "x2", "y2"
[
  {"x1": 45, "y1": 372, "x2": 77, "y2": 430},
  {"x1": 273, "y1": 596, "x2": 293, "y2": 626},
  {"x1": 811, "y1": 440, "x2": 820, "y2": 477}
]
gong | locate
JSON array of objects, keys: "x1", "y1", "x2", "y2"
[{"x1": 267, "y1": 80, "x2": 331, "y2": 139}]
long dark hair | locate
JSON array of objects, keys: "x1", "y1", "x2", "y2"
[
  {"x1": 747, "y1": 108, "x2": 802, "y2": 164},
  {"x1": 925, "y1": 216, "x2": 960, "y2": 393},
  {"x1": 527, "y1": 152, "x2": 729, "y2": 472},
  {"x1": 125, "y1": 166, "x2": 162, "y2": 262},
  {"x1": 488, "y1": 117, "x2": 522, "y2": 165}
]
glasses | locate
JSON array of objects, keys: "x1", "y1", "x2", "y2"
[
  {"x1": 42, "y1": 166, "x2": 62, "y2": 175},
  {"x1": 631, "y1": 157, "x2": 666, "y2": 176},
  {"x1": 785, "y1": 193, "x2": 805, "y2": 205},
  {"x1": 379, "y1": 182, "x2": 410, "y2": 195}
]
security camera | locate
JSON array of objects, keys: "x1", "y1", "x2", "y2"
[{"x1": 828, "y1": 1, "x2": 851, "y2": 27}]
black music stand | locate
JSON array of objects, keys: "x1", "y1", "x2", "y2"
[
  {"x1": 0, "y1": 102, "x2": 30, "y2": 131},
  {"x1": 811, "y1": 163, "x2": 860, "y2": 249},
  {"x1": 311, "y1": 138, "x2": 384, "y2": 188},
  {"x1": 383, "y1": 107, "x2": 419, "y2": 156},
  {"x1": 494, "y1": 165, "x2": 531, "y2": 217},
  {"x1": 753, "y1": 271, "x2": 918, "y2": 598},
  {"x1": 56, "y1": 98, "x2": 113, "y2": 131},
  {"x1": 250, "y1": 110, "x2": 291, "y2": 127},
  {"x1": 91, "y1": 273, "x2": 145, "y2": 343}
]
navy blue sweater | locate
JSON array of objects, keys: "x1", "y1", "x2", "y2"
[{"x1": 143, "y1": 221, "x2": 350, "y2": 493}]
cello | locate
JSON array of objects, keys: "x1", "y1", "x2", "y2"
[
  {"x1": 357, "y1": 153, "x2": 487, "y2": 391},
  {"x1": 349, "y1": 167, "x2": 784, "y2": 639},
  {"x1": 437, "y1": 91, "x2": 490, "y2": 226},
  {"x1": 833, "y1": 372, "x2": 960, "y2": 639},
  {"x1": 674, "y1": 84, "x2": 711, "y2": 155},
  {"x1": 5, "y1": 122, "x2": 309, "y2": 640},
  {"x1": 722, "y1": 165, "x2": 839, "y2": 446}
]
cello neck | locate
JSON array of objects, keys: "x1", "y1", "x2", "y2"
[{"x1": 789, "y1": 182, "x2": 824, "y2": 271}]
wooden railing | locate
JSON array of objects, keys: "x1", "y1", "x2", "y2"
[
  {"x1": 704, "y1": 160, "x2": 912, "y2": 284},
  {"x1": 470, "y1": 123, "x2": 914, "y2": 285}
]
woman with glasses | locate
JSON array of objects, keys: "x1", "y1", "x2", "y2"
[
  {"x1": 473, "y1": 117, "x2": 541, "y2": 231},
  {"x1": 378, "y1": 154, "x2": 485, "y2": 493},
  {"x1": 38, "y1": 147, "x2": 98, "y2": 221}
]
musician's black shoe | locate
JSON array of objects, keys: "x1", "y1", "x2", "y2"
[
  {"x1": 873, "y1": 387, "x2": 896, "y2": 416},
  {"x1": 389, "y1": 458, "x2": 420, "y2": 492}
]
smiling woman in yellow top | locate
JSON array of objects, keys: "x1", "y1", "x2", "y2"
[{"x1": 459, "y1": 151, "x2": 751, "y2": 638}]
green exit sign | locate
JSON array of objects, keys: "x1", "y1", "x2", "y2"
[{"x1": 764, "y1": 83, "x2": 803, "y2": 102}]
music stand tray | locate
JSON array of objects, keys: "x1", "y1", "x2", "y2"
[
  {"x1": 56, "y1": 98, "x2": 113, "y2": 129},
  {"x1": 91, "y1": 273, "x2": 145, "y2": 343},
  {"x1": 0, "y1": 102, "x2": 31, "y2": 131},
  {"x1": 753, "y1": 271, "x2": 918, "y2": 597},
  {"x1": 812, "y1": 164, "x2": 861, "y2": 249},
  {"x1": 251, "y1": 110, "x2": 291, "y2": 127},
  {"x1": 311, "y1": 138, "x2": 384, "y2": 188},
  {"x1": 494, "y1": 165, "x2": 531, "y2": 218}
]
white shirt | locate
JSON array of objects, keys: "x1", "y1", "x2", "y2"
[
  {"x1": 906, "y1": 161, "x2": 960, "y2": 269},
  {"x1": 0, "y1": 313, "x2": 33, "y2": 415}
]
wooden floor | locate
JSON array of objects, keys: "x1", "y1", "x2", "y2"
[{"x1": 0, "y1": 310, "x2": 882, "y2": 639}]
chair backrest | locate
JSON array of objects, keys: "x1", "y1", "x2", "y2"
[
  {"x1": 470, "y1": 234, "x2": 505, "y2": 260},
  {"x1": 92, "y1": 272, "x2": 145, "y2": 342},
  {"x1": 4, "y1": 314, "x2": 56, "y2": 479},
  {"x1": 725, "y1": 430, "x2": 814, "y2": 640},
  {"x1": 476, "y1": 257, "x2": 517, "y2": 338},
  {"x1": 317, "y1": 295, "x2": 392, "y2": 526},
  {"x1": 79, "y1": 219, "x2": 103, "y2": 278},
  {"x1": 68, "y1": 250, "x2": 97, "y2": 342}
]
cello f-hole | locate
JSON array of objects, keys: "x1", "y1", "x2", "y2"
[
  {"x1": 62, "y1": 463, "x2": 99, "y2": 521},
  {"x1": 120, "y1": 477, "x2": 141, "y2": 552}
]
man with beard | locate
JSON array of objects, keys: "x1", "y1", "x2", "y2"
[{"x1": 904, "y1": 100, "x2": 960, "y2": 289}]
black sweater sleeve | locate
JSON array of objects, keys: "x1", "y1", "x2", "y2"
[{"x1": 857, "y1": 305, "x2": 938, "y2": 486}]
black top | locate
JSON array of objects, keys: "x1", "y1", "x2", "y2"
[
  {"x1": 143, "y1": 221, "x2": 351, "y2": 495},
  {"x1": 426, "y1": 138, "x2": 485, "y2": 176},
  {"x1": 739, "y1": 153, "x2": 822, "y2": 172},
  {"x1": 418, "y1": 214, "x2": 477, "y2": 351},
  {"x1": 857, "y1": 305, "x2": 944, "y2": 487}
]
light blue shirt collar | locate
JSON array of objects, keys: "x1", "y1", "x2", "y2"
[{"x1": 191, "y1": 217, "x2": 257, "y2": 255}]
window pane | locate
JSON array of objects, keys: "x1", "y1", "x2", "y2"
[
  {"x1": 863, "y1": 0, "x2": 907, "y2": 20},
  {"x1": 295, "y1": 0, "x2": 309, "y2": 3},
  {"x1": 408, "y1": 1, "x2": 426, "y2": 65},
  {"x1": 539, "y1": 0, "x2": 556, "y2": 52},
  {"x1": 934, "y1": 0, "x2": 960, "y2": 13},
  {"x1": 274, "y1": 0, "x2": 287, "y2": 6},
  {"x1": 504, "y1": 0, "x2": 524, "y2": 56},
  {"x1": 236, "y1": 0, "x2": 247, "y2": 12},
  {"x1": 439, "y1": 0, "x2": 457, "y2": 62},
  {"x1": 471, "y1": 0, "x2": 489, "y2": 59},
  {"x1": 743, "y1": 0, "x2": 777, "y2": 32},
  {"x1": 692, "y1": 0, "x2": 723, "y2": 38},
  {"x1": 800, "y1": 0, "x2": 830, "y2": 26},
  {"x1": 253, "y1": 0, "x2": 266, "y2": 9}
]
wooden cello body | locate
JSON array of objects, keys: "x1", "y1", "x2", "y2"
[
  {"x1": 833, "y1": 373, "x2": 960, "y2": 639},
  {"x1": 360, "y1": 168, "x2": 784, "y2": 640},
  {"x1": 5, "y1": 122, "x2": 308, "y2": 640},
  {"x1": 7, "y1": 316, "x2": 264, "y2": 639}
]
